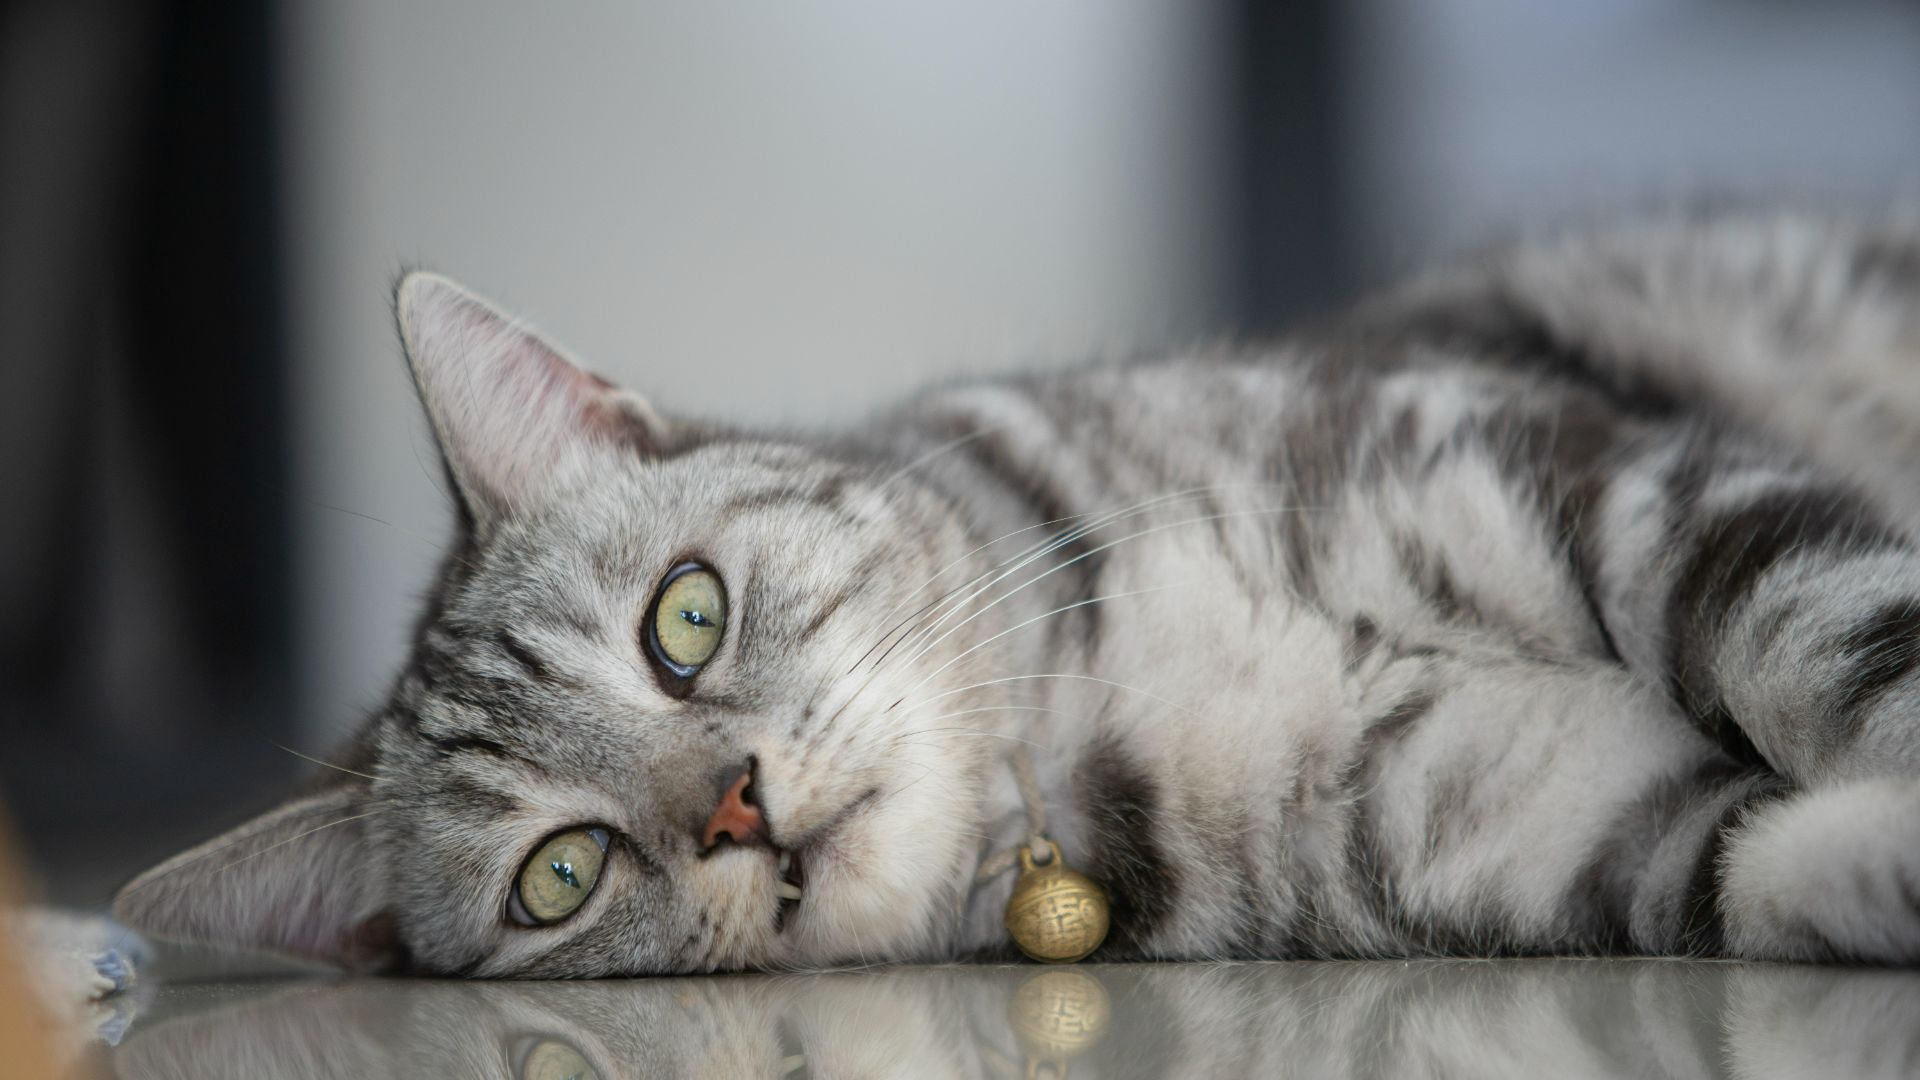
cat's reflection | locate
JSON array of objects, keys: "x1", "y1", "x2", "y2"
[{"x1": 115, "y1": 960, "x2": 1920, "y2": 1079}]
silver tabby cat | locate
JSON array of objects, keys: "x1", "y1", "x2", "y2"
[{"x1": 118, "y1": 213, "x2": 1920, "y2": 976}]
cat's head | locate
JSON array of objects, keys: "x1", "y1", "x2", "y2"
[{"x1": 114, "y1": 274, "x2": 1007, "y2": 975}]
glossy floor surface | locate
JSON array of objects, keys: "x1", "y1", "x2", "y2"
[{"x1": 96, "y1": 958, "x2": 1920, "y2": 1078}]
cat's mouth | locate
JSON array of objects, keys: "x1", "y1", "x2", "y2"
[
  {"x1": 773, "y1": 847, "x2": 806, "y2": 932},
  {"x1": 768, "y1": 786, "x2": 876, "y2": 933}
]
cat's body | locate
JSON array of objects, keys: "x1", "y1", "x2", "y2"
[{"x1": 119, "y1": 213, "x2": 1920, "y2": 974}]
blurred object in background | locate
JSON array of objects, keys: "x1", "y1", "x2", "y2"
[
  {"x1": 0, "y1": 0, "x2": 294, "y2": 904},
  {"x1": 0, "y1": 802, "x2": 87, "y2": 1078},
  {"x1": 2, "y1": 0, "x2": 1918, "y2": 908}
]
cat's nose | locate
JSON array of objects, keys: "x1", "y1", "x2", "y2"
[{"x1": 701, "y1": 759, "x2": 771, "y2": 850}]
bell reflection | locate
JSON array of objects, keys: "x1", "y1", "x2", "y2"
[
  {"x1": 1007, "y1": 969, "x2": 1112, "y2": 1078},
  {"x1": 114, "y1": 961, "x2": 1920, "y2": 1079}
]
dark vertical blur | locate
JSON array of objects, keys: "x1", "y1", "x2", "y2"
[
  {"x1": 1231, "y1": 0, "x2": 1349, "y2": 334},
  {"x1": 0, "y1": 0, "x2": 294, "y2": 900}
]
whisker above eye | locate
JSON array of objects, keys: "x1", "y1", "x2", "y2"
[{"x1": 269, "y1": 741, "x2": 379, "y2": 781}]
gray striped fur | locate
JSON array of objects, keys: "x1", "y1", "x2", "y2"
[{"x1": 118, "y1": 212, "x2": 1920, "y2": 974}]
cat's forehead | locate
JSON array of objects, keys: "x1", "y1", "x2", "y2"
[
  {"x1": 477, "y1": 441, "x2": 886, "y2": 582},
  {"x1": 426, "y1": 439, "x2": 913, "y2": 670}
]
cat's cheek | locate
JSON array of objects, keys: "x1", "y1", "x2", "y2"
[{"x1": 785, "y1": 814, "x2": 955, "y2": 964}]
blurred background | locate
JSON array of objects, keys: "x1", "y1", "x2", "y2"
[{"x1": 3, "y1": 0, "x2": 1919, "y2": 905}]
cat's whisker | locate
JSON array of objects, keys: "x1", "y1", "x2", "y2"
[
  {"x1": 114, "y1": 810, "x2": 382, "y2": 901},
  {"x1": 824, "y1": 490, "x2": 1297, "y2": 744},
  {"x1": 874, "y1": 425, "x2": 998, "y2": 491},
  {"x1": 210, "y1": 813, "x2": 380, "y2": 872},
  {"x1": 308, "y1": 497, "x2": 483, "y2": 575},
  {"x1": 878, "y1": 503, "x2": 1253, "y2": 682},
  {"x1": 889, "y1": 709, "x2": 1063, "y2": 742},
  {"x1": 890, "y1": 729, "x2": 1045, "y2": 748},
  {"x1": 110, "y1": 787, "x2": 464, "y2": 904},
  {"x1": 825, "y1": 506, "x2": 1126, "y2": 725},
  {"x1": 269, "y1": 741, "x2": 379, "y2": 781},
  {"x1": 864, "y1": 482, "x2": 1283, "y2": 664},
  {"x1": 888, "y1": 506, "x2": 1319, "y2": 679},
  {"x1": 888, "y1": 584, "x2": 1184, "y2": 708},
  {"x1": 883, "y1": 761, "x2": 940, "y2": 803},
  {"x1": 858, "y1": 484, "x2": 1271, "y2": 683},
  {"x1": 831, "y1": 639, "x2": 1059, "y2": 745},
  {"x1": 843, "y1": 508, "x2": 1092, "y2": 674},
  {"x1": 893, "y1": 704, "x2": 1072, "y2": 727},
  {"x1": 828, "y1": 424, "x2": 1025, "y2": 673},
  {"x1": 870, "y1": 485, "x2": 1275, "y2": 669},
  {"x1": 854, "y1": 494, "x2": 1170, "y2": 674},
  {"x1": 897, "y1": 671, "x2": 1206, "y2": 722}
]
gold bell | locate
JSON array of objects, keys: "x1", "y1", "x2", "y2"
[{"x1": 1002, "y1": 839, "x2": 1110, "y2": 963}]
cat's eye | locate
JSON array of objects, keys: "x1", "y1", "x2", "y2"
[
  {"x1": 509, "y1": 827, "x2": 610, "y2": 926},
  {"x1": 513, "y1": 1036, "x2": 602, "y2": 1080},
  {"x1": 647, "y1": 563, "x2": 728, "y2": 677}
]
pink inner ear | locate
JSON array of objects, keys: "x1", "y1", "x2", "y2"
[
  {"x1": 410, "y1": 279, "x2": 659, "y2": 515},
  {"x1": 580, "y1": 390, "x2": 659, "y2": 456},
  {"x1": 491, "y1": 327, "x2": 655, "y2": 459}
]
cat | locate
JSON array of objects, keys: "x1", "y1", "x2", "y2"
[{"x1": 114, "y1": 212, "x2": 1920, "y2": 976}]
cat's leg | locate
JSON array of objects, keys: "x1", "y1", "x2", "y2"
[
  {"x1": 1719, "y1": 777, "x2": 1920, "y2": 961},
  {"x1": 1583, "y1": 425, "x2": 1920, "y2": 787},
  {"x1": 1344, "y1": 647, "x2": 1776, "y2": 959},
  {"x1": 1352, "y1": 651, "x2": 1920, "y2": 962}
]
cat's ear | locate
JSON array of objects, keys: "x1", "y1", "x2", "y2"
[
  {"x1": 395, "y1": 271, "x2": 668, "y2": 527},
  {"x1": 113, "y1": 782, "x2": 399, "y2": 971}
]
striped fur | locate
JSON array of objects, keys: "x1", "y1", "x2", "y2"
[{"x1": 117, "y1": 213, "x2": 1920, "y2": 974}]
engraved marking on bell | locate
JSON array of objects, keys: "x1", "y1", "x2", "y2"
[
  {"x1": 1003, "y1": 840, "x2": 1110, "y2": 963},
  {"x1": 1008, "y1": 968, "x2": 1112, "y2": 1062}
]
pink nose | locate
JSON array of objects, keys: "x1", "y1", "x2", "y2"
[{"x1": 701, "y1": 769, "x2": 770, "y2": 850}]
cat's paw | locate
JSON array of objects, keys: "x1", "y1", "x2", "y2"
[{"x1": 1720, "y1": 777, "x2": 1920, "y2": 962}]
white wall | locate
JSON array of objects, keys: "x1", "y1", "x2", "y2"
[
  {"x1": 277, "y1": 2, "x2": 1235, "y2": 743},
  {"x1": 1345, "y1": 1, "x2": 1920, "y2": 276}
]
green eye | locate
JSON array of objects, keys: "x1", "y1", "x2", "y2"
[
  {"x1": 648, "y1": 564, "x2": 727, "y2": 676},
  {"x1": 518, "y1": 1038, "x2": 600, "y2": 1080},
  {"x1": 511, "y1": 827, "x2": 609, "y2": 926}
]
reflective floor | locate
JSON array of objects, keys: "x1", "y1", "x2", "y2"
[{"x1": 102, "y1": 959, "x2": 1920, "y2": 1079}]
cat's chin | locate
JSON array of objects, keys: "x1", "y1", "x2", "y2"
[{"x1": 772, "y1": 792, "x2": 970, "y2": 968}]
